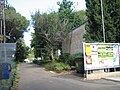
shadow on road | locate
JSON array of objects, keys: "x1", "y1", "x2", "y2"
[{"x1": 53, "y1": 71, "x2": 84, "y2": 81}]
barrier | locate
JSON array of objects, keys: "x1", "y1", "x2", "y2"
[{"x1": 0, "y1": 43, "x2": 16, "y2": 90}]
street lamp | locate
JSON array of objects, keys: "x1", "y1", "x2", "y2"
[{"x1": 100, "y1": 0, "x2": 105, "y2": 43}]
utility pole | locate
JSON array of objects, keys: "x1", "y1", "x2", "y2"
[
  {"x1": 0, "y1": 0, "x2": 6, "y2": 43},
  {"x1": 0, "y1": 0, "x2": 7, "y2": 62},
  {"x1": 100, "y1": 0, "x2": 105, "y2": 43}
]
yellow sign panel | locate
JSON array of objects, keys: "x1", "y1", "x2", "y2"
[
  {"x1": 0, "y1": 35, "x2": 4, "y2": 41},
  {"x1": 85, "y1": 45, "x2": 91, "y2": 55}
]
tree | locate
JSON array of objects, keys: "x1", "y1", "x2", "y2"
[
  {"x1": 84, "y1": 0, "x2": 104, "y2": 42},
  {"x1": 31, "y1": 0, "x2": 87, "y2": 62},
  {"x1": 5, "y1": 6, "x2": 29, "y2": 43},
  {"x1": 31, "y1": 12, "x2": 64, "y2": 62},
  {"x1": 58, "y1": 0, "x2": 87, "y2": 31},
  {"x1": 73, "y1": 10, "x2": 87, "y2": 29},
  {"x1": 15, "y1": 38, "x2": 29, "y2": 62},
  {"x1": 110, "y1": 0, "x2": 120, "y2": 42},
  {"x1": 4, "y1": 6, "x2": 29, "y2": 62},
  {"x1": 84, "y1": 0, "x2": 119, "y2": 43},
  {"x1": 58, "y1": 0, "x2": 74, "y2": 32}
]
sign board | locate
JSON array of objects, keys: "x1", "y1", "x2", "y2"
[
  {"x1": 83, "y1": 43, "x2": 120, "y2": 70},
  {"x1": 0, "y1": 35, "x2": 4, "y2": 41}
]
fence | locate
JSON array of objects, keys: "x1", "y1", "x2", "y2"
[{"x1": 0, "y1": 43, "x2": 16, "y2": 90}]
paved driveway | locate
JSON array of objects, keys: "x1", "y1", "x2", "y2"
[{"x1": 18, "y1": 63, "x2": 120, "y2": 90}]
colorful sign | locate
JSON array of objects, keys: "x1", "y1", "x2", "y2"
[{"x1": 83, "y1": 43, "x2": 120, "y2": 70}]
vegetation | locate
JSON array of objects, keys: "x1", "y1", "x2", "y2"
[
  {"x1": 5, "y1": 6, "x2": 29, "y2": 43},
  {"x1": 59, "y1": 53, "x2": 83, "y2": 66},
  {"x1": 27, "y1": 48, "x2": 35, "y2": 60},
  {"x1": 0, "y1": 5, "x2": 29, "y2": 89},
  {"x1": 33, "y1": 59, "x2": 51, "y2": 66},
  {"x1": 4, "y1": 6, "x2": 30, "y2": 62},
  {"x1": 84, "y1": 0, "x2": 120, "y2": 43},
  {"x1": 58, "y1": 0, "x2": 87, "y2": 30},
  {"x1": 15, "y1": 38, "x2": 29, "y2": 62},
  {"x1": 31, "y1": 0, "x2": 87, "y2": 63},
  {"x1": 11, "y1": 64, "x2": 20, "y2": 90},
  {"x1": 45, "y1": 62, "x2": 71, "y2": 72},
  {"x1": 31, "y1": 12, "x2": 64, "y2": 62}
]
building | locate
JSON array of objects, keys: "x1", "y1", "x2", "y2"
[{"x1": 62, "y1": 24, "x2": 85, "y2": 55}]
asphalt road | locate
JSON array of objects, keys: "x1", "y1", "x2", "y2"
[{"x1": 18, "y1": 63, "x2": 120, "y2": 90}]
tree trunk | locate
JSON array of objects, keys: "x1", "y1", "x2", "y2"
[{"x1": 50, "y1": 48, "x2": 55, "y2": 63}]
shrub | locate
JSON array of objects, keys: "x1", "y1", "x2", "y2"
[
  {"x1": 45, "y1": 62, "x2": 71, "y2": 72},
  {"x1": 33, "y1": 59, "x2": 51, "y2": 66},
  {"x1": 59, "y1": 53, "x2": 70, "y2": 63},
  {"x1": 59, "y1": 53, "x2": 83, "y2": 66}
]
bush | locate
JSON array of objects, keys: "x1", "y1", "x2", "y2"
[
  {"x1": 45, "y1": 62, "x2": 71, "y2": 72},
  {"x1": 59, "y1": 53, "x2": 83, "y2": 66},
  {"x1": 59, "y1": 53, "x2": 70, "y2": 63},
  {"x1": 33, "y1": 59, "x2": 51, "y2": 66}
]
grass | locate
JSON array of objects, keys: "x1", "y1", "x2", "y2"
[{"x1": 11, "y1": 64, "x2": 20, "y2": 90}]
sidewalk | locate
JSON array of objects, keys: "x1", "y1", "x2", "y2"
[{"x1": 103, "y1": 77, "x2": 120, "y2": 82}]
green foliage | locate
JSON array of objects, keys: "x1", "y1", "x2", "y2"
[
  {"x1": 31, "y1": 12, "x2": 63, "y2": 60},
  {"x1": 84, "y1": 0, "x2": 120, "y2": 43},
  {"x1": 15, "y1": 38, "x2": 29, "y2": 62},
  {"x1": 45, "y1": 62, "x2": 71, "y2": 72},
  {"x1": 58, "y1": 0, "x2": 87, "y2": 30},
  {"x1": 5, "y1": 6, "x2": 29, "y2": 43},
  {"x1": 59, "y1": 53, "x2": 83, "y2": 66},
  {"x1": 58, "y1": 0, "x2": 74, "y2": 23},
  {"x1": 59, "y1": 53, "x2": 70, "y2": 62},
  {"x1": 31, "y1": 0, "x2": 87, "y2": 61},
  {"x1": 73, "y1": 10, "x2": 87, "y2": 29},
  {"x1": 27, "y1": 48, "x2": 35, "y2": 59},
  {"x1": 33, "y1": 59, "x2": 51, "y2": 66}
]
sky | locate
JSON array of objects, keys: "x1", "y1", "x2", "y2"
[{"x1": 7, "y1": 0, "x2": 86, "y2": 47}]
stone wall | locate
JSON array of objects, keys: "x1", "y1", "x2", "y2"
[{"x1": 62, "y1": 24, "x2": 85, "y2": 55}]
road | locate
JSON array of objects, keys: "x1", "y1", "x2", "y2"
[{"x1": 18, "y1": 63, "x2": 120, "y2": 90}]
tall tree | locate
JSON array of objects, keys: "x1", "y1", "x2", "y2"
[
  {"x1": 31, "y1": 0, "x2": 87, "y2": 61},
  {"x1": 58, "y1": 0, "x2": 87, "y2": 33},
  {"x1": 73, "y1": 10, "x2": 87, "y2": 29},
  {"x1": 4, "y1": 6, "x2": 29, "y2": 62},
  {"x1": 5, "y1": 6, "x2": 29, "y2": 43},
  {"x1": 110, "y1": 0, "x2": 120, "y2": 42},
  {"x1": 15, "y1": 38, "x2": 29, "y2": 62},
  {"x1": 84, "y1": 0, "x2": 119, "y2": 43},
  {"x1": 31, "y1": 12, "x2": 64, "y2": 61},
  {"x1": 58, "y1": 0, "x2": 74, "y2": 32}
]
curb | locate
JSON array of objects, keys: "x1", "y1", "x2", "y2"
[{"x1": 102, "y1": 78, "x2": 120, "y2": 83}]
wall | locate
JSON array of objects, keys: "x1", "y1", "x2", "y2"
[{"x1": 62, "y1": 24, "x2": 85, "y2": 55}]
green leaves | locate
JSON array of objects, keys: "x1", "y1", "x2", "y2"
[
  {"x1": 15, "y1": 38, "x2": 29, "y2": 62},
  {"x1": 31, "y1": 0, "x2": 87, "y2": 59},
  {"x1": 45, "y1": 62, "x2": 71, "y2": 72},
  {"x1": 84, "y1": 0, "x2": 120, "y2": 43},
  {"x1": 5, "y1": 6, "x2": 29, "y2": 43}
]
